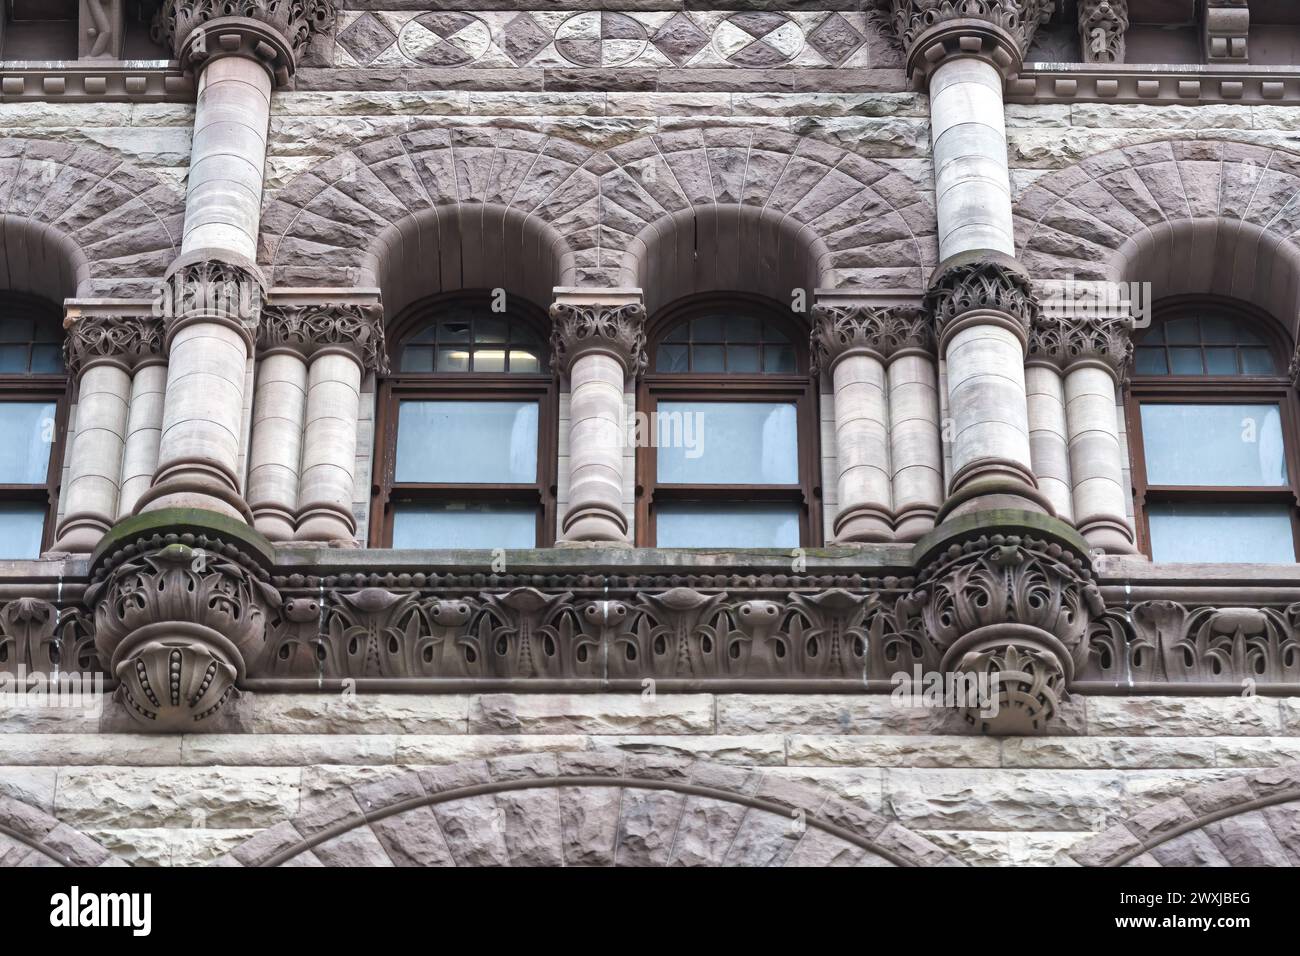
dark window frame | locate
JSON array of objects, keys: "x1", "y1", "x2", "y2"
[
  {"x1": 1124, "y1": 296, "x2": 1300, "y2": 561},
  {"x1": 370, "y1": 291, "x2": 558, "y2": 549},
  {"x1": 635, "y1": 293, "x2": 822, "y2": 548}
]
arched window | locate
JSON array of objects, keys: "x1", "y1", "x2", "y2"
[
  {"x1": 372, "y1": 294, "x2": 556, "y2": 549},
  {"x1": 0, "y1": 294, "x2": 66, "y2": 558},
  {"x1": 637, "y1": 296, "x2": 819, "y2": 548},
  {"x1": 1127, "y1": 300, "x2": 1299, "y2": 563}
]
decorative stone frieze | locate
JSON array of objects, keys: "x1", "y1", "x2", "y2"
[
  {"x1": 1027, "y1": 314, "x2": 1134, "y2": 377},
  {"x1": 0, "y1": 599, "x2": 97, "y2": 677},
  {"x1": 258, "y1": 303, "x2": 388, "y2": 374},
  {"x1": 809, "y1": 303, "x2": 932, "y2": 373},
  {"x1": 1078, "y1": 0, "x2": 1128, "y2": 64},
  {"x1": 881, "y1": 0, "x2": 1055, "y2": 85},
  {"x1": 85, "y1": 527, "x2": 280, "y2": 731},
  {"x1": 151, "y1": 0, "x2": 338, "y2": 86},
  {"x1": 898, "y1": 530, "x2": 1104, "y2": 733},
  {"x1": 926, "y1": 252, "x2": 1040, "y2": 345},
  {"x1": 63, "y1": 314, "x2": 165, "y2": 376},
  {"x1": 549, "y1": 301, "x2": 647, "y2": 378}
]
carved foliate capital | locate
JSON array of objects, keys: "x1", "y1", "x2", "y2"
[
  {"x1": 157, "y1": 254, "x2": 265, "y2": 350},
  {"x1": 1028, "y1": 314, "x2": 1134, "y2": 376},
  {"x1": 926, "y1": 252, "x2": 1039, "y2": 344},
  {"x1": 809, "y1": 303, "x2": 932, "y2": 374},
  {"x1": 549, "y1": 301, "x2": 648, "y2": 376},
  {"x1": 1078, "y1": 0, "x2": 1128, "y2": 64},
  {"x1": 878, "y1": 0, "x2": 1055, "y2": 85},
  {"x1": 258, "y1": 303, "x2": 388, "y2": 373},
  {"x1": 63, "y1": 314, "x2": 165, "y2": 376},
  {"x1": 151, "y1": 0, "x2": 337, "y2": 86},
  {"x1": 85, "y1": 533, "x2": 280, "y2": 731}
]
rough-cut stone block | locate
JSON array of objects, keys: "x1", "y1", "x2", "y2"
[
  {"x1": 788, "y1": 734, "x2": 1001, "y2": 767},
  {"x1": 886, "y1": 769, "x2": 1125, "y2": 831},
  {"x1": 313, "y1": 826, "x2": 395, "y2": 867},
  {"x1": 614, "y1": 788, "x2": 684, "y2": 866},
  {"x1": 226, "y1": 693, "x2": 469, "y2": 734},
  {"x1": 431, "y1": 794, "x2": 511, "y2": 867},
  {"x1": 54, "y1": 767, "x2": 299, "y2": 829},
  {"x1": 468, "y1": 693, "x2": 714, "y2": 734},
  {"x1": 1086, "y1": 697, "x2": 1283, "y2": 737},
  {"x1": 592, "y1": 734, "x2": 784, "y2": 765},
  {"x1": 371, "y1": 807, "x2": 455, "y2": 867},
  {"x1": 1002, "y1": 736, "x2": 1216, "y2": 769}
]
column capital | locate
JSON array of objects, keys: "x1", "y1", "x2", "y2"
[
  {"x1": 549, "y1": 289, "x2": 647, "y2": 377},
  {"x1": 1079, "y1": 0, "x2": 1129, "y2": 64},
  {"x1": 258, "y1": 302, "x2": 389, "y2": 374},
  {"x1": 63, "y1": 310, "x2": 165, "y2": 377},
  {"x1": 809, "y1": 293, "x2": 931, "y2": 374},
  {"x1": 1028, "y1": 313, "x2": 1135, "y2": 378},
  {"x1": 926, "y1": 251, "x2": 1040, "y2": 348},
  {"x1": 159, "y1": 252, "x2": 267, "y2": 352},
  {"x1": 880, "y1": 0, "x2": 1055, "y2": 87},
  {"x1": 150, "y1": 0, "x2": 337, "y2": 87}
]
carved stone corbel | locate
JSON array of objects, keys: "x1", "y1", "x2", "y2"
[
  {"x1": 1204, "y1": 0, "x2": 1249, "y2": 65},
  {"x1": 1078, "y1": 0, "x2": 1128, "y2": 64}
]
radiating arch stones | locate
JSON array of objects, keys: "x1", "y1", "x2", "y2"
[
  {"x1": 1069, "y1": 762, "x2": 1300, "y2": 867},
  {"x1": 217, "y1": 752, "x2": 961, "y2": 867},
  {"x1": 0, "y1": 138, "x2": 184, "y2": 299},
  {"x1": 1015, "y1": 140, "x2": 1300, "y2": 330},
  {"x1": 260, "y1": 127, "x2": 937, "y2": 313},
  {"x1": 0, "y1": 795, "x2": 121, "y2": 867}
]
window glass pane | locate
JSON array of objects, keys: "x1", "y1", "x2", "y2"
[
  {"x1": 401, "y1": 346, "x2": 433, "y2": 373},
  {"x1": 656, "y1": 502, "x2": 799, "y2": 548},
  {"x1": 727, "y1": 344, "x2": 761, "y2": 372},
  {"x1": 475, "y1": 318, "x2": 507, "y2": 343},
  {"x1": 509, "y1": 350, "x2": 539, "y2": 374},
  {"x1": 29, "y1": 345, "x2": 62, "y2": 374},
  {"x1": 1199, "y1": 315, "x2": 1238, "y2": 344},
  {"x1": 435, "y1": 348, "x2": 470, "y2": 372},
  {"x1": 1204, "y1": 347, "x2": 1237, "y2": 375},
  {"x1": 1135, "y1": 348, "x2": 1167, "y2": 374},
  {"x1": 1241, "y1": 348, "x2": 1275, "y2": 374},
  {"x1": 725, "y1": 315, "x2": 759, "y2": 340},
  {"x1": 692, "y1": 315, "x2": 723, "y2": 340},
  {"x1": 0, "y1": 319, "x2": 33, "y2": 343},
  {"x1": 764, "y1": 345, "x2": 796, "y2": 373},
  {"x1": 437, "y1": 320, "x2": 470, "y2": 343},
  {"x1": 0, "y1": 345, "x2": 26, "y2": 372},
  {"x1": 657, "y1": 401, "x2": 798, "y2": 485},
  {"x1": 1169, "y1": 347, "x2": 1202, "y2": 374},
  {"x1": 395, "y1": 401, "x2": 538, "y2": 484},
  {"x1": 1148, "y1": 503, "x2": 1294, "y2": 563},
  {"x1": 473, "y1": 349, "x2": 506, "y2": 373},
  {"x1": 392, "y1": 502, "x2": 536, "y2": 549},
  {"x1": 1141, "y1": 403, "x2": 1287, "y2": 486},
  {"x1": 0, "y1": 502, "x2": 44, "y2": 559},
  {"x1": 0, "y1": 402, "x2": 54, "y2": 484},
  {"x1": 692, "y1": 345, "x2": 724, "y2": 372},
  {"x1": 657, "y1": 344, "x2": 688, "y2": 373},
  {"x1": 1165, "y1": 317, "x2": 1198, "y2": 343}
]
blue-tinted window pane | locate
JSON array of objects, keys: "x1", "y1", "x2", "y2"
[
  {"x1": 401, "y1": 346, "x2": 433, "y2": 372},
  {"x1": 656, "y1": 502, "x2": 799, "y2": 548},
  {"x1": 1165, "y1": 317, "x2": 1198, "y2": 343},
  {"x1": 657, "y1": 401, "x2": 797, "y2": 485},
  {"x1": 392, "y1": 502, "x2": 536, "y2": 549},
  {"x1": 764, "y1": 345, "x2": 796, "y2": 373},
  {"x1": 0, "y1": 402, "x2": 54, "y2": 484},
  {"x1": 657, "y1": 344, "x2": 688, "y2": 372},
  {"x1": 1204, "y1": 347, "x2": 1237, "y2": 374},
  {"x1": 1141, "y1": 404, "x2": 1287, "y2": 486},
  {"x1": 435, "y1": 348, "x2": 469, "y2": 372},
  {"x1": 473, "y1": 349, "x2": 506, "y2": 372},
  {"x1": 1169, "y1": 347, "x2": 1203, "y2": 374},
  {"x1": 1148, "y1": 503, "x2": 1294, "y2": 563},
  {"x1": 29, "y1": 345, "x2": 62, "y2": 374},
  {"x1": 692, "y1": 345, "x2": 724, "y2": 372},
  {"x1": 728, "y1": 344, "x2": 761, "y2": 372},
  {"x1": 395, "y1": 401, "x2": 538, "y2": 484},
  {"x1": 0, "y1": 503, "x2": 45, "y2": 559},
  {"x1": 0, "y1": 345, "x2": 26, "y2": 372},
  {"x1": 1135, "y1": 348, "x2": 1167, "y2": 374},
  {"x1": 1241, "y1": 348, "x2": 1275, "y2": 374}
]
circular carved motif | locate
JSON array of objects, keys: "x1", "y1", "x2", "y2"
[
  {"x1": 711, "y1": 12, "x2": 804, "y2": 67},
  {"x1": 398, "y1": 12, "x2": 492, "y2": 67},
  {"x1": 554, "y1": 12, "x2": 648, "y2": 68}
]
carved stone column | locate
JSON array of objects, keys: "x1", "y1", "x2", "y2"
[
  {"x1": 138, "y1": 2, "x2": 337, "y2": 523},
  {"x1": 1029, "y1": 311, "x2": 1138, "y2": 554},
  {"x1": 1078, "y1": 0, "x2": 1128, "y2": 64},
  {"x1": 929, "y1": 253, "x2": 1055, "y2": 519},
  {"x1": 52, "y1": 312, "x2": 165, "y2": 553},
  {"x1": 811, "y1": 296, "x2": 942, "y2": 543},
  {"x1": 252, "y1": 302, "x2": 387, "y2": 544},
  {"x1": 550, "y1": 290, "x2": 646, "y2": 544}
]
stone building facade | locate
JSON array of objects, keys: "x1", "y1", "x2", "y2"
[{"x1": 0, "y1": 0, "x2": 1299, "y2": 867}]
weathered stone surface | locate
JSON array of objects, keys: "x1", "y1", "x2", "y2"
[
  {"x1": 1086, "y1": 697, "x2": 1283, "y2": 737},
  {"x1": 717, "y1": 695, "x2": 1084, "y2": 736},
  {"x1": 371, "y1": 807, "x2": 455, "y2": 866},
  {"x1": 788, "y1": 735, "x2": 1002, "y2": 768},
  {"x1": 54, "y1": 768, "x2": 300, "y2": 829},
  {"x1": 614, "y1": 788, "x2": 684, "y2": 866},
  {"x1": 181, "y1": 735, "x2": 398, "y2": 766},
  {"x1": 885, "y1": 769, "x2": 1125, "y2": 831},
  {"x1": 558, "y1": 785, "x2": 621, "y2": 866},
  {"x1": 313, "y1": 826, "x2": 396, "y2": 867},
  {"x1": 1001, "y1": 736, "x2": 1217, "y2": 769},
  {"x1": 591, "y1": 735, "x2": 784, "y2": 765},
  {"x1": 468, "y1": 693, "x2": 714, "y2": 734},
  {"x1": 497, "y1": 788, "x2": 565, "y2": 866},
  {"x1": 669, "y1": 795, "x2": 749, "y2": 866},
  {"x1": 431, "y1": 794, "x2": 511, "y2": 866},
  {"x1": 227, "y1": 693, "x2": 469, "y2": 734}
]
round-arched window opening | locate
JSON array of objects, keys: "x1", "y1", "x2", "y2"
[
  {"x1": 398, "y1": 302, "x2": 546, "y2": 375},
  {"x1": 655, "y1": 313, "x2": 797, "y2": 375},
  {"x1": 1127, "y1": 299, "x2": 1299, "y2": 565}
]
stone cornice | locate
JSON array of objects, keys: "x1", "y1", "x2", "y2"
[
  {"x1": 1007, "y1": 63, "x2": 1300, "y2": 105},
  {"x1": 0, "y1": 61, "x2": 192, "y2": 102},
  {"x1": 549, "y1": 300, "x2": 647, "y2": 376},
  {"x1": 63, "y1": 313, "x2": 166, "y2": 376},
  {"x1": 258, "y1": 302, "x2": 388, "y2": 373},
  {"x1": 810, "y1": 302, "x2": 933, "y2": 374},
  {"x1": 151, "y1": 0, "x2": 337, "y2": 86}
]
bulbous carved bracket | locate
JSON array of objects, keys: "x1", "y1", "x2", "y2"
[
  {"x1": 549, "y1": 301, "x2": 648, "y2": 377},
  {"x1": 151, "y1": 0, "x2": 337, "y2": 86},
  {"x1": 809, "y1": 303, "x2": 933, "y2": 374},
  {"x1": 258, "y1": 303, "x2": 389, "y2": 373},
  {"x1": 899, "y1": 530, "x2": 1102, "y2": 733},
  {"x1": 85, "y1": 527, "x2": 280, "y2": 731}
]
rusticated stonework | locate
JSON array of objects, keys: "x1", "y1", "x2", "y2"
[
  {"x1": 258, "y1": 303, "x2": 388, "y2": 373},
  {"x1": 85, "y1": 533, "x2": 281, "y2": 730},
  {"x1": 925, "y1": 253, "x2": 1040, "y2": 340},
  {"x1": 152, "y1": 0, "x2": 338, "y2": 84},
  {"x1": 63, "y1": 314, "x2": 165, "y2": 376},
  {"x1": 809, "y1": 304, "x2": 933, "y2": 373},
  {"x1": 1027, "y1": 314, "x2": 1134, "y2": 375},
  {"x1": 549, "y1": 301, "x2": 648, "y2": 376},
  {"x1": 1078, "y1": 0, "x2": 1128, "y2": 64}
]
